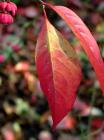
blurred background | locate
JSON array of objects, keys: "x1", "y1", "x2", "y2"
[{"x1": 0, "y1": 0, "x2": 104, "y2": 140}]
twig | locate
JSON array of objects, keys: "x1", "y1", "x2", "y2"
[
  {"x1": 87, "y1": 91, "x2": 96, "y2": 140},
  {"x1": 83, "y1": 123, "x2": 104, "y2": 140}
]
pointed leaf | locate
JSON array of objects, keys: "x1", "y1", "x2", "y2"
[
  {"x1": 35, "y1": 18, "x2": 82, "y2": 128},
  {"x1": 44, "y1": 3, "x2": 104, "y2": 95}
]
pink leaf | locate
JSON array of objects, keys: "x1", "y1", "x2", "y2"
[
  {"x1": 35, "y1": 17, "x2": 82, "y2": 128},
  {"x1": 44, "y1": 2, "x2": 104, "y2": 95}
]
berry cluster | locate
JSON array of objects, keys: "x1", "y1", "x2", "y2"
[{"x1": 0, "y1": 1, "x2": 17, "y2": 24}]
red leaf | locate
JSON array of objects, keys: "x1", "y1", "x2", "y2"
[
  {"x1": 35, "y1": 17, "x2": 82, "y2": 128},
  {"x1": 43, "y1": 2, "x2": 104, "y2": 95}
]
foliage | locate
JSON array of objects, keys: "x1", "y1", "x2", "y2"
[{"x1": 0, "y1": 0, "x2": 104, "y2": 140}]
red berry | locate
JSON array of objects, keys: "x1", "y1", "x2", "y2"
[
  {"x1": 0, "y1": 13, "x2": 13, "y2": 24},
  {"x1": 0, "y1": 2, "x2": 17, "y2": 25},
  {"x1": 6, "y1": 2, "x2": 17, "y2": 16},
  {"x1": 0, "y1": 2, "x2": 7, "y2": 11}
]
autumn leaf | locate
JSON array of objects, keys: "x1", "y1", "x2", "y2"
[
  {"x1": 35, "y1": 17, "x2": 82, "y2": 128},
  {"x1": 43, "y1": 2, "x2": 104, "y2": 95}
]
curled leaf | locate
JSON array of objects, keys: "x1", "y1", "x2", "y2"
[{"x1": 44, "y1": 3, "x2": 104, "y2": 95}]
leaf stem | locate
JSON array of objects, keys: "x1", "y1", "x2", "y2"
[
  {"x1": 38, "y1": 0, "x2": 47, "y2": 18},
  {"x1": 38, "y1": 0, "x2": 45, "y2": 5}
]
